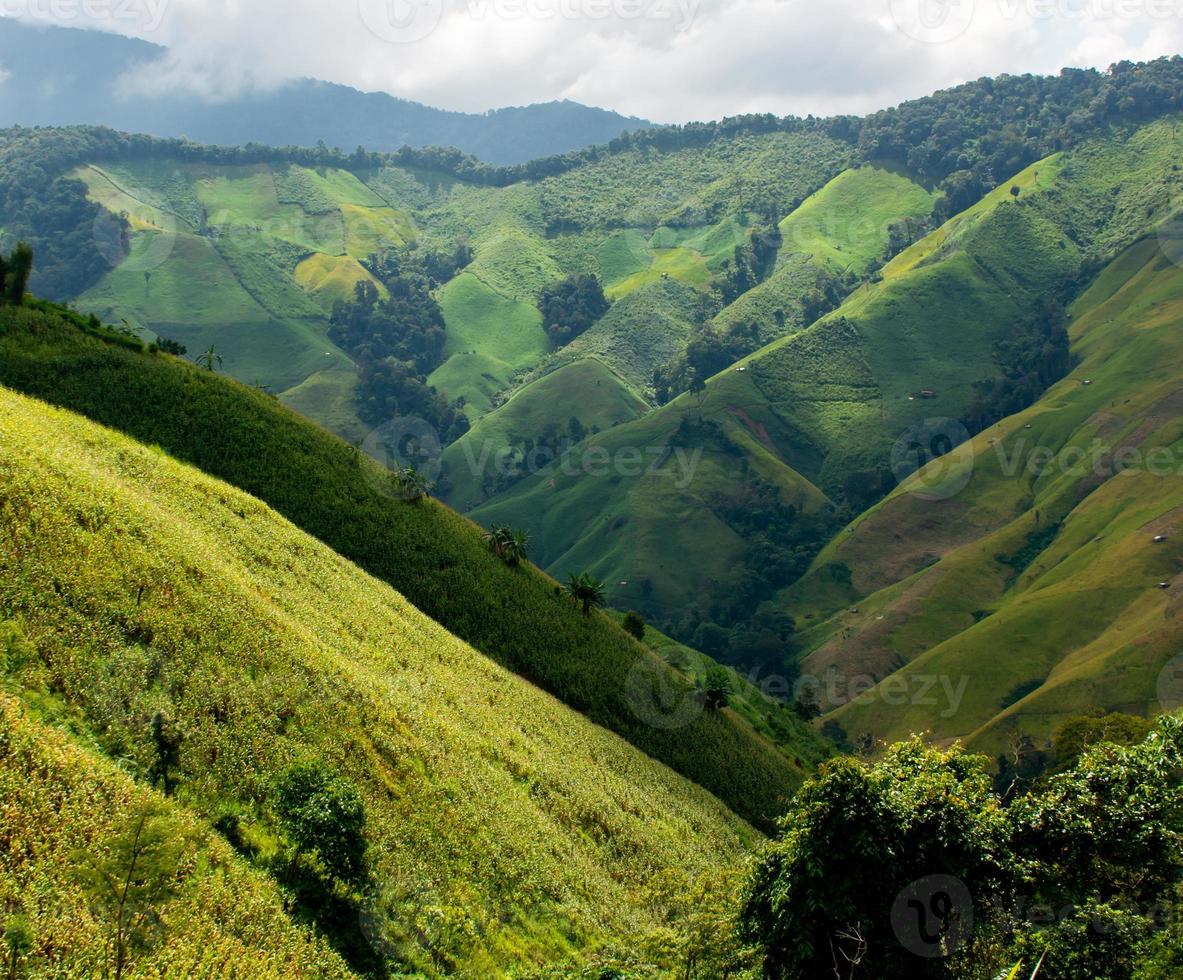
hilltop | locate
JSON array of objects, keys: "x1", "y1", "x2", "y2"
[{"x1": 0, "y1": 18, "x2": 651, "y2": 165}]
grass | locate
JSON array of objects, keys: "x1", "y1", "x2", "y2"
[
  {"x1": 0, "y1": 301, "x2": 820, "y2": 831},
  {"x1": 778, "y1": 165, "x2": 936, "y2": 275},
  {"x1": 793, "y1": 230, "x2": 1183, "y2": 757},
  {"x1": 605, "y1": 246, "x2": 713, "y2": 300},
  {"x1": 430, "y1": 271, "x2": 549, "y2": 415},
  {"x1": 0, "y1": 695, "x2": 350, "y2": 977},
  {"x1": 0, "y1": 383, "x2": 763, "y2": 974},
  {"x1": 440, "y1": 357, "x2": 648, "y2": 509},
  {"x1": 294, "y1": 251, "x2": 387, "y2": 310}
]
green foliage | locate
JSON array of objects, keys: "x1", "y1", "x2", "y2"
[
  {"x1": 566, "y1": 572, "x2": 607, "y2": 617},
  {"x1": 75, "y1": 803, "x2": 191, "y2": 980},
  {"x1": 742, "y1": 740, "x2": 1011, "y2": 979},
  {"x1": 485, "y1": 525, "x2": 530, "y2": 566},
  {"x1": 744, "y1": 719, "x2": 1183, "y2": 979},
  {"x1": 622, "y1": 610, "x2": 646, "y2": 641},
  {"x1": 3, "y1": 914, "x2": 32, "y2": 980},
  {"x1": 273, "y1": 762, "x2": 368, "y2": 888},
  {"x1": 1051, "y1": 713, "x2": 1155, "y2": 773},
  {"x1": 701, "y1": 667, "x2": 732, "y2": 711},
  {"x1": 538, "y1": 273, "x2": 609, "y2": 347}
]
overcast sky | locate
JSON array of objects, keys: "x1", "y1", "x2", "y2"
[{"x1": 7, "y1": 0, "x2": 1183, "y2": 122}]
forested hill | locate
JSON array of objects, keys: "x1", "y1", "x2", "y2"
[{"x1": 0, "y1": 18, "x2": 651, "y2": 165}]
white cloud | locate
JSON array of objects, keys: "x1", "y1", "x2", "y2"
[{"x1": 6, "y1": 0, "x2": 1183, "y2": 121}]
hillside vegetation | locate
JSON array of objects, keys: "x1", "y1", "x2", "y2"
[
  {"x1": 0, "y1": 301, "x2": 826, "y2": 830},
  {"x1": 0, "y1": 384, "x2": 763, "y2": 974},
  {"x1": 0, "y1": 695, "x2": 350, "y2": 977},
  {"x1": 788, "y1": 229, "x2": 1183, "y2": 758},
  {"x1": 474, "y1": 117, "x2": 1183, "y2": 663}
]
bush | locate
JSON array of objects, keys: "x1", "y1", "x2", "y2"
[
  {"x1": 273, "y1": 761, "x2": 368, "y2": 888},
  {"x1": 622, "y1": 611, "x2": 646, "y2": 641}
]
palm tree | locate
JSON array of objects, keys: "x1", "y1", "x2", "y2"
[
  {"x1": 391, "y1": 464, "x2": 432, "y2": 503},
  {"x1": 486, "y1": 526, "x2": 530, "y2": 566},
  {"x1": 196, "y1": 345, "x2": 223, "y2": 372},
  {"x1": 565, "y1": 572, "x2": 606, "y2": 617}
]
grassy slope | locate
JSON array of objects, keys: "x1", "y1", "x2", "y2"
[
  {"x1": 428, "y1": 271, "x2": 550, "y2": 417},
  {"x1": 0, "y1": 696, "x2": 349, "y2": 977},
  {"x1": 777, "y1": 164, "x2": 936, "y2": 274},
  {"x1": 803, "y1": 233, "x2": 1183, "y2": 756},
  {"x1": 440, "y1": 357, "x2": 648, "y2": 509},
  {"x1": 70, "y1": 159, "x2": 414, "y2": 437},
  {"x1": 0, "y1": 386, "x2": 759, "y2": 974},
  {"x1": 0, "y1": 302, "x2": 825, "y2": 831}
]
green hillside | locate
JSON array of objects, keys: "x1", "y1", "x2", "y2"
[
  {"x1": 474, "y1": 118, "x2": 1182, "y2": 657},
  {"x1": 0, "y1": 384, "x2": 761, "y2": 974},
  {"x1": 0, "y1": 695, "x2": 350, "y2": 977},
  {"x1": 789, "y1": 230, "x2": 1183, "y2": 758},
  {"x1": 0, "y1": 301, "x2": 826, "y2": 830}
]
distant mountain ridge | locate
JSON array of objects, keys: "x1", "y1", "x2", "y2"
[{"x1": 0, "y1": 18, "x2": 653, "y2": 164}]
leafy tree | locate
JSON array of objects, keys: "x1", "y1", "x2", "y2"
[
  {"x1": 1049, "y1": 712, "x2": 1154, "y2": 772},
  {"x1": 565, "y1": 572, "x2": 606, "y2": 617},
  {"x1": 76, "y1": 804, "x2": 189, "y2": 980},
  {"x1": 6, "y1": 244, "x2": 32, "y2": 306},
  {"x1": 154, "y1": 336, "x2": 187, "y2": 357},
  {"x1": 538, "y1": 274, "x2": 609, "y2": 348},
  {"x1": 273, "y1": 761, "x2": 368, "y2": 888},
  {"x1": 485, "y1": 525, "x2": 530, "y2": 566},
  {"x1": 3, "y1": 915, "x2": 31, "y2": 980},
  {"x1": 391, "y1": 464, "x2": 433, "y2": 503},
  {"x1": 147, "y1": 710, "x2": 183, "y2": 798},
  {"x1": 741, "y1": 741, "x2": 1013, "y2": 979},
  {"x1": 701, "y1": 666, "x2": 733, "y2": 711},
  {"x1": 622, "y1": 610, "x2": 646, "y2": 641}
]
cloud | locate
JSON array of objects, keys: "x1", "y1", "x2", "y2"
[{"x1": 6, "y1": 0, "x2": 1183, "y2": 121}]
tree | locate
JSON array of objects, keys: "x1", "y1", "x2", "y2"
[
  {"x1": 538, "y1": 274, "x2": 609, "y2": 348},
  {"x1": 391, "y1": 464, "x2": 432, "y2": 503},
  {"x1": 622, "y1": 610, "x2": 646, "y2": 641},
  {"x1": 147, "y1": 710, "x2": 183, "y2": 798},
  {"x1": 6, "y1": 244, "x2": 32, "y2": 305},
  {"x1": 741, "y1": 741, "x2": 1013, "y2": 979},
  {"x1": 195, "y1": 346, "x2": 223, "y2": 373},
  {"x1": 3, "y1": 915, "x2": 31, "y2": 980},
  {"x1": 485, "y1": 525, "x2": 530, "y2": 566},
  {"x1": 76, "y1": 804, "x2": 189, "y2": 980},
  {"x1": 565, "y1": 572, "x2": 606, "y2": 617},
  {"x1": 701, "y1": 666, "x2": 733, "y2": 711},
  {"x1": 273, "y1": 761, "x2": 368, "y2": 888},
  {"x1": 154, "y1": 336, "x2": 187, "y2": 357}
]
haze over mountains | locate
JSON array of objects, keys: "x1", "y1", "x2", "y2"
[{"x1": 0, "y1": 19, "x2": 652, "y2": 164}]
